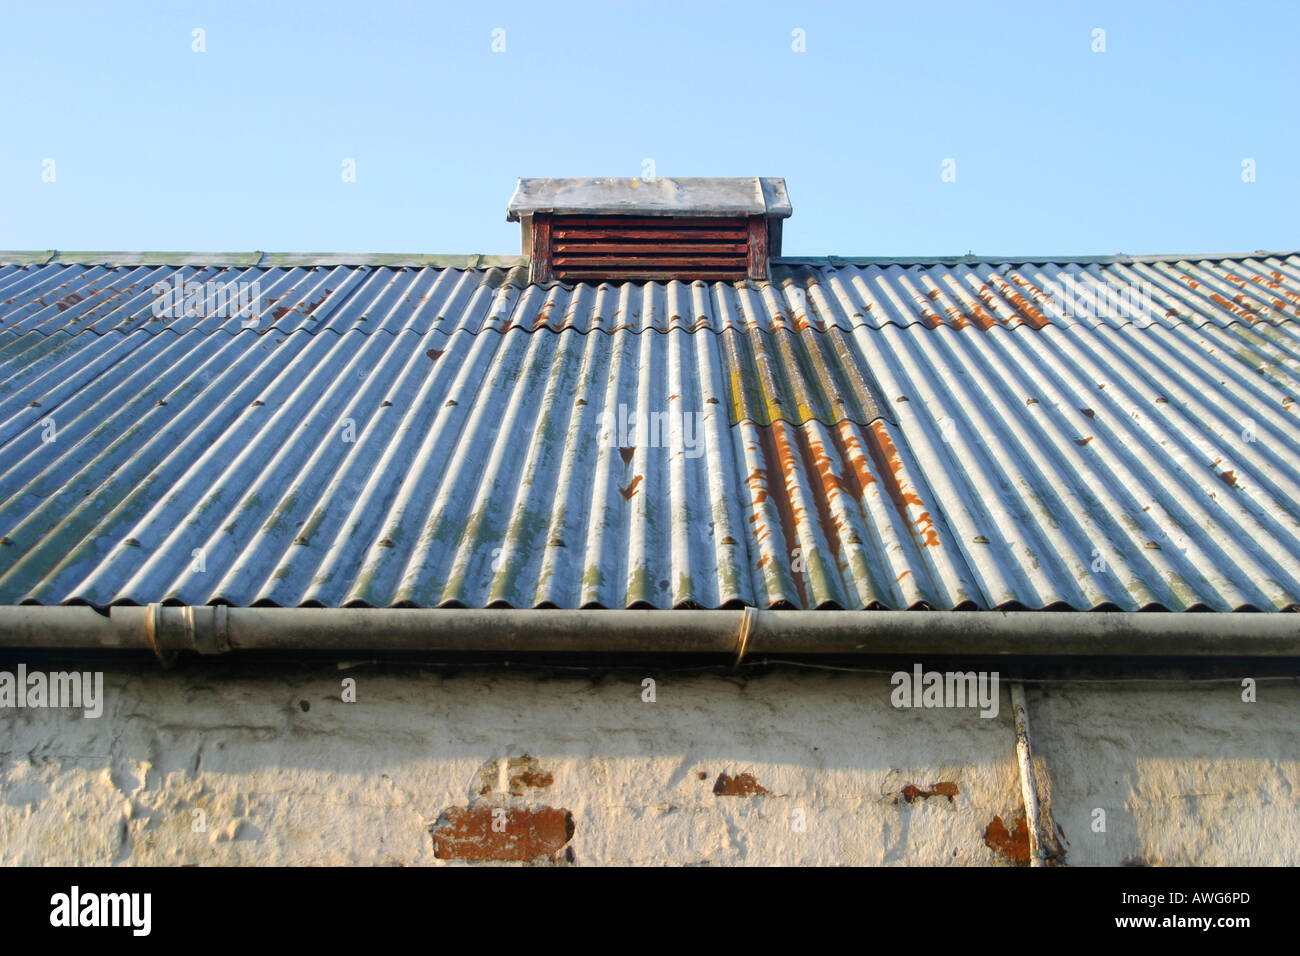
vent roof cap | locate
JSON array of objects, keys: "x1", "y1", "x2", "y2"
[{"x1": 507, "y1": 177, "x2": 792, "y2": 221}]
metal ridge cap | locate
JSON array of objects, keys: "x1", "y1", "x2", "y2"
[
  {"x1": 0, "y1": 251, "x2": 530, "y2": 268},
  {"x1": 777, "y1": 250, "x2": 1300, "y2": 267},
  {"x1": 1, "y1": 250, "x2": 1292, "y2": 269}
]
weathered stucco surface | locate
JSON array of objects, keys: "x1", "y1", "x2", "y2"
[
  {"x1": 0, "y1": 660, "x2": 1295, "y2": 865},
  {"x1": 1028, "y1": 676, "x2": 1300, "y2": 866}
]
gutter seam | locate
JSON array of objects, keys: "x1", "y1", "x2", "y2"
[{"x1": 733, "y1": 606, "x2": 757, "y2": 670}]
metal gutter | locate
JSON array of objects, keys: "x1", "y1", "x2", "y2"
[{"x1": 0, "y1": 606, "x2": 1298, "y2": 659}]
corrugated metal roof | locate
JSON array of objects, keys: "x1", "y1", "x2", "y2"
[
  {"x1": 1, "y1": 253, "x2": 1298, "y2": 611},
  {"x1": 5, "y1": 255, "x2": 1298, "y2": 337}
]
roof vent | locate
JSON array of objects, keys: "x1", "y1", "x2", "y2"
[{"x1": 507, "y1": 177, "x2": 791, "y2": 284}]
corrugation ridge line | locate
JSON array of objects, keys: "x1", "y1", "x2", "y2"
[
  {"x1": 528, "y1": 329, "x2": 619, "y2": 608},
  {"x1": 5, "y1": 261, "x2": 1300, "y2": 337},
  {"x1": 1139, "y1": 260, "x2": 1269, "y2": 329},
  {"x1": 578, "y1": 326, "x2": 635, "y2": 606},
  {"x1": 918, "y1": 327, "x2": 1135, "y2": 606},
  {"x1": 732, "y1": 419, "x2": 804, "y2": 607},
  {"x1": 340, "y1": 329, "x2": 548, "y2": 606},
  {"x1": 242, "y1": 327, "x2": 463, "y2": 606},
  {"x1": 346, "y1": 266, "x2": 446, "y2": 335},
  {"x1": 878, "y1": 326, "x2": 1100, "y2": 608},
  {"x1": 664, "y1": 328, "x2": 707, "y2": 606},
  {"x1": 1109, "y1": 326, "x2": 1300, "y2": 550},
  {"x1": 293, "y1": 328, "x2": 502, "y2": 607},
  {"x1": 425, "y1": 330, "x2": 569, "y2": 607},
  {"x1": 1167, "y1": 260, "x2": 1279, "y2": 325},
  {"x1": 758, "y1": 419, "x2": 846, "y2": 607},
  {"x1": 1157, "y1": 322, "x2": 1300, "y2": 463},
  {"x1": 624, "y1": 325, "x2": 662, "y2": 604},
  {"x1": 846, "y1": 324, "x2": 1031, "y2": 608},
  {"x1": 19, "y1": 265, "x2": 161, "y2": 335},
  {"x1": 0, "y1": 329, "x2": 205, "y2": 498},
  {"x1": 1015, "y1": 264, "x2": 1140, "y2": 331},
  {"x1": 478, "y1": 327, "x2": 593, "y2": 608},
  {"x1": 690, "y1": 326, "x2": 752, "y2": 607},
  {"x1": 58, "y1": 330, "x2": 350, "y2": 605},
  {"x1": 819, "y1": 419, "x2": 931, "y2": 607},
  {"x1": 0, "y1": 330, "x2": 258, "y2": 522},
  {"x1": 181, "y1": 265, "x2": 304, "y2": 335},
  {"x1": 1102, "y1": 321, "x2": 1300, "y2": 530},
  {"x1": 168, "y1": 328, "x2": 443, "y2": 605},
  {"x1": 1038, "y1": 323, "x2": 1299, "y2": 608},
  {"x1": 0, "y1": 331, "x2": 307, "y2": 604},
  {"x1": 120, "y1": 265, "x2": 248, "y2": 336},
  {"x1": 1212, "y1": 260, "x2": 1300, "y2": 324},
  {"x1": 0, "y1": 328, "x2": 165, "y2": 448},
  {"x1": 967, "y1": 326, "x2": 1216, "y2": 608},
  {"x1": 972, "y1": 329, "x2": 1177, "y2": 608},
  {"x1": 1238, "y1": 257, "x2": 1300, "y2": 318},
  {"x1": 0, "y1": 265, "x2": 113, "y2": 335},
  {"x1": 712, "y1": 414, "x2": 971, "y2": 607},
  {"x1": 114, "y1": 327, "x2": 389, "y2": 604}
]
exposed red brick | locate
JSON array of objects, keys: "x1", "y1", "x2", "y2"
[
  {"x1": 984, "y1": 813, "x2": 1031, "y2": 864},
  {"x1": 713, "y1": 772, "x2": 769, "y2": 796},
  {"x1": 899, "y1": 781, "x2": 960, "y2": 803},
  {"x1": 431, "y1": 807, "x2": 573, "y2": 862}
]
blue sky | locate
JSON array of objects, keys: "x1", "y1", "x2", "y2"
[{"x1": 1, "y1": 0, "x2": 1296, "y2": 257}]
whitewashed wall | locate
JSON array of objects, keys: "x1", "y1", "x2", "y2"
[{"x1": 1, "y1": 662, "x2": 1295, "y2": 865}]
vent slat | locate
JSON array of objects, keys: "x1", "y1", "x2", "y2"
[
  {"x1": 553, "y1": 255, "x2": 746, "y2": 268},
  {"x1": 554, "y1": 242, "x2": 749, "y2": 255},
  {"x1": 557, "y1": 269, "x2": 745, "y2": 282},
  {"x1": 554, "y1": 228, "x2": 748, "y2": 240}
]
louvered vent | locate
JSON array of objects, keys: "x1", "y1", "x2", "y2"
[
  {"x1": 541, "y1": 214, "x2": 757, "y2": 283},
  {"x1": 508, "y1": 178, "x2": 791, "y2": 285}
]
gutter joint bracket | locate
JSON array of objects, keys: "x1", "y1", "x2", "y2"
[{"x1": 733, "y1": 606, "x2": 758, "y2": 671}]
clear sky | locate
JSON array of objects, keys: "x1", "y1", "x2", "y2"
[{"x1": 1, "y1": 0, "x2": 1296, "y2": 258}]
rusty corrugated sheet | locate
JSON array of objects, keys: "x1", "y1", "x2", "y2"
[
  {"x1": 7, "y1": 254, "x2": 1297, "y2": 336},
  {"x1": 0, "y1": 253, "x2": 1297, "y2": 610}
]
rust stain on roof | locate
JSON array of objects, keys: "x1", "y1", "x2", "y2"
[
  {"x1": 986, "y1": 274, "x2": 1050, "y2": 329},
  {"x1": 619, "y1": 475, "x2": 643, "y2": 500},
  {"x1": 866, "y1": 420, "x2": 941, "y2": 549}
]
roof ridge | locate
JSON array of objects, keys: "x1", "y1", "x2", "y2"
[{"x1": 1, "y1": 250, "x2": 1295, "y2": 269}]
